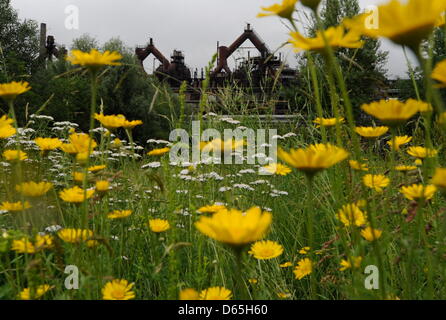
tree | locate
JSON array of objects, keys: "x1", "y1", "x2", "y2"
[
  {"x1": 302, "y1": 0, "x2": 389, "y2": 118},
  {"x1": 0, "y1": 0, "x2": 39, "y2": 82}
]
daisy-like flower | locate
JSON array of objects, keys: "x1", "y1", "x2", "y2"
[
  {"x1": 195, "y1": 207, "x2": 272, "y2": 247},
  {"x1": 278, "y1": 143, "x2": 349, "y2": 177},
  {"x1": 67, "y1": 49, "x2": 122, "y2": 71},
  {"x1": 395, "y1": 165, "x2": 417, "y2": 172},
  {"x1": 299, "y1": 246, "x2": 311, "y2": 255},
  {"x1": 360, "y1": 226, "x2": 382, "y2": 241},
  {"x1": 94, "y1": 113, "x2": 126, "y2": 129},
  {"x1": 148, "y1": 219, "x2": 171, "y2": 233},
  {"x1": 179, "y1": 288, "x2": 199, "y2": 300},
  {"x1": 279, "y1": 261, "x2": 293, "y2": 268},
  {"x1": 0, "y1": 81, "x2": 31, "y2": 101},
  {"x1": 257, "y1": 0, "x2": 297, "y2": 20},
  {"x1": 59, "y1": 186, "x2": 95, "y2": 203},
  {"x1": 362, "y1": 174, "x2": 390, "y2": 192},
  {"x1": 0, "y1": 201, "x2": 31, "y2": 212},
  {"x1": 349, "y1": 160, "x2": 368, "y2": 171},
  {"x1": 248, "y1": 240, "x2": 284, "y2": 260},
  {"x1": 57, "y1": 228, "x2": 94, "y2": 243},
  {"x1": 197, "y1": 204, "x2": 226, "y2": 214},
  {"x1": 199, "y1": 287, "x2": 232, "y2": 300},
  {"x1": 336, "y1": 203, "x2": 367, "y2": 227},
  {"x1": 344, "y1": 0, "x2": 446, "y2": 49},
  {"x1": 3, "y1": 149, "x2": 27, "y2": 161},
  {"x1": 289, "y1": 25, "x2": 363, "y2": 54},
  {"x1": 407, "y1": 146, "x2": 438, "y2": 159},
  {"x1": 387, "y1": 136, "x2": 412, "y2": 151},
  {"x1": 34, "y1": 137, "x2": 63, "y2": 152},
  {"x1": 60, "y1": 132, "x2": 97, "y2": 155},
  {"x1": 262, "y1": 163, "x2": 292, "y2": 176},
  {"x1": 432, "y1": 59, "x2": 446, "y2": 88},
  {"x1": 0, "y1": 115, "x2": 16, "y2": 138},
  {"x1": 147, "y1": 147, "x2": 170, "y2": 156},
  {"x1": 355, "y1": 126, "x2": 389, "y2": 139},
  {"x1": 361, "y1": 99, "x2": 421, "y2": 127},
  {"x1": 293, "y1": 258, "x2": 313, "y2": 280},
  {"x1": 15, "y1": 181, "x2": 52, "y2": 197},
  {"x1": 11, "y1": 235, "x2": 53, "y2": 254},
  {"x1": 73, "y1": 172, "x2": 85, "y2": 183},
  {"x1": 339, "y1": 256, "x2": 362, "y2": 271},
  {"x1": 18, "y1": 284, "x2": 52, "y2": 300},
  {"x1": 432, "y1": 168, "x2": 446, "y2": 191},
  {"x1": 200, "y1": 139, "x2": 245, "y2": 153},
  {"x1": 107, "y1": 210, "x2": 132, "y2": 219},
  {"x1": 313, "y1": 117, "x2": 345, "y2": 128},
  {"x1": 102, "y1": 279, "x2": 135, "y2": 300},
  {"x1": 88, "y1": 164, "x2": 106, "y2": 173},
  {"x1": 95, "y1": 180, "x2": 110, "y2": 192},
  {"x1": 122, "y1": 119, "x2": 143, "y2": 129},
  {"x1": 400, "y1": 184, "x2": 437, "y2": 201}
]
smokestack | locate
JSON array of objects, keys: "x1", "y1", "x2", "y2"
[{"x1": 40, "y1": 23, "x2": 47, "y2": 56}]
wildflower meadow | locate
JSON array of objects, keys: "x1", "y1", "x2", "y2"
[{"x1": 1, "y1": 0, "x2": 446, "y2": 302}]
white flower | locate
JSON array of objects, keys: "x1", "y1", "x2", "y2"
[
  {"x1": 233, "y1": 184, "x2": 255, "y2": 191},
  {"x1": 141, "y1": 161, "x2": 161, "y2": 169},
  {"x1": 239, "y1": 169, "x2": 256, "y2": 174},
  {"x1": 219, "y1": 186, "x2": 231, "y2": 192}
]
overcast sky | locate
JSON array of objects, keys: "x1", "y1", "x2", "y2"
[{"x1": 10, "y1": 0, "x2": 416, "y2": 78}]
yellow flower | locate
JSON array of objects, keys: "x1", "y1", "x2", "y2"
[
  {"x1": 73, "y1": 172, "x2": 85, "y2": 183},
  {"x1": 248, "y1": 240, "x2": 284, "y2": 260},
  {"x1": 313, "y1": 117, "x2": 345, "y2": 128},
  {"x1": 95, "y1": 180, "x2": 110, "y2": 192},
  {"x1": 400, "y1": 184, "x2": 437, "y2": 201},
  {"x1": 34, "y1": 137, "x2": 62, "y2": 151},
  {"x1": 179, "y1": 288, "x2": 199, "y2": 300},
  {"x1": 336, "y1": 203, "x2": 367, "y2": 227},
  {"x1": 299, "y1": 246, "x2": 311, "y2": 255},
  {"x1": 195, "y1": 207, "x2": 272, "y2": 247},
  {"x1": 18, "y1": 285, "x2": 52, "y2": 300},
  {"x1": 387, "y1": 136, "x2": 412, "y2": 151},
  {"x1": 0, "y1": 201, "x2": 31, "y2": 212},
  {"x1": 407, "y1": 146, "x2": 438, "y2": 159},
  {"x1": 15, "y1": 181, "x2": 52, "y2": 197},
  {"x1": 0, "y1": 115, "x2": 16, "y2": 138},
  {"x1": 0, "y1": 81, "x2": 31, "y2": 101},
  {"x1": 416, "y1": 101, "x2": 433, "y2": 113},
  {"x1": 262, "y1": 163, "x2": 292, "y2": 176},
  {"x1": 11, "y1": 235, "x2": 53, "y2": 254},
  {"x1": 344, "y1": 0, "x2": 446, "y2": 48},
  {"x1": 60, "y1": 132, "x2": 97, "y2": 155},
  {"x1": 107, "y1": 210, "x2": 132, "y2": 219},
  {"x1": 199, "y1": 287, "x2": 232, "y2": 300},
  {"x1": 280, "y1": 261, "x2": 293, "y2": 268},
  {"x1": 94, "y1": 113, "x2": 126, "y2": 129},
  {"x1": 88, "y1": 164, "x2": 106, "y2": 173},
  {"x1": 277, "y1": 291, "x2": 292, "y2": 299},
  {"x1": 278, "y1": 143, "x2": 349, "y2": 176},
  {"x1": 111, "y1": 138, "x2": 122, "y2": 148},
  {"x1": 355, "y1": 126, "x2": 389, "y2": 139},
  {"x1": 67, "y1": 49, "x2": 122, "y2": 70},
  {"x1": 339, "y1": 256, "x2": 362, "y2": 271},
  {"x1": 289, "y1": 25, "x2": 363, "y2": 54},
  {"x1": 102, "y1": 279, "x2": 135, "y2": 300},
  {"x1": 361, "y1": 99, "x2": 421, "y2": 127},
  {"x1": 432, "y1": 168, "x2": 446, "y2": 191},
  {"x1": 395, "y1": 165, "x2": 417, "y2": 172},
  {"x1": 147, "y1": 147, "x2": 170, "y2": 156},
  {"x1": 200, "y1": 139, "x2": 245, "y2": 153},
  {"x1": 122, "y1": 119, "x2": 143, "y2": 129},
  {"x1": 148, "y1": 219, "x2": 170, "y2": 233},
  {"x1": 349, "y1": 160, "x2": 369, "y2": 171},
  {"x1": 248, "y1": 278, "x2": 258, "y2": 284},
  {"x1": 293, "y1": 258, "x2": 313, "y2": 280},
  {"x1": 432, "y1": 59, "x2": 446, "y2": 88},
  {"x1": 257, "y1": 0, "x2": 297, "y2": 20},
  {"x1": 197, "y1": 204, "x2": 226, "y2": 214},
  {"x1": 57, "y1": 228, "x2": 94, "y2": 243},
  {"x1": 59, "y1": 186, "x2": 95, "y2": 203},
  {"x1": 362, "y1": 174, "x2": 390, "y2": 192},
  {"x1": 361, "y1": 226, "x2": 382, "y2": 241},
  {"x1": 3, "y1": 149, "x2": 27, "y2": 161}
]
